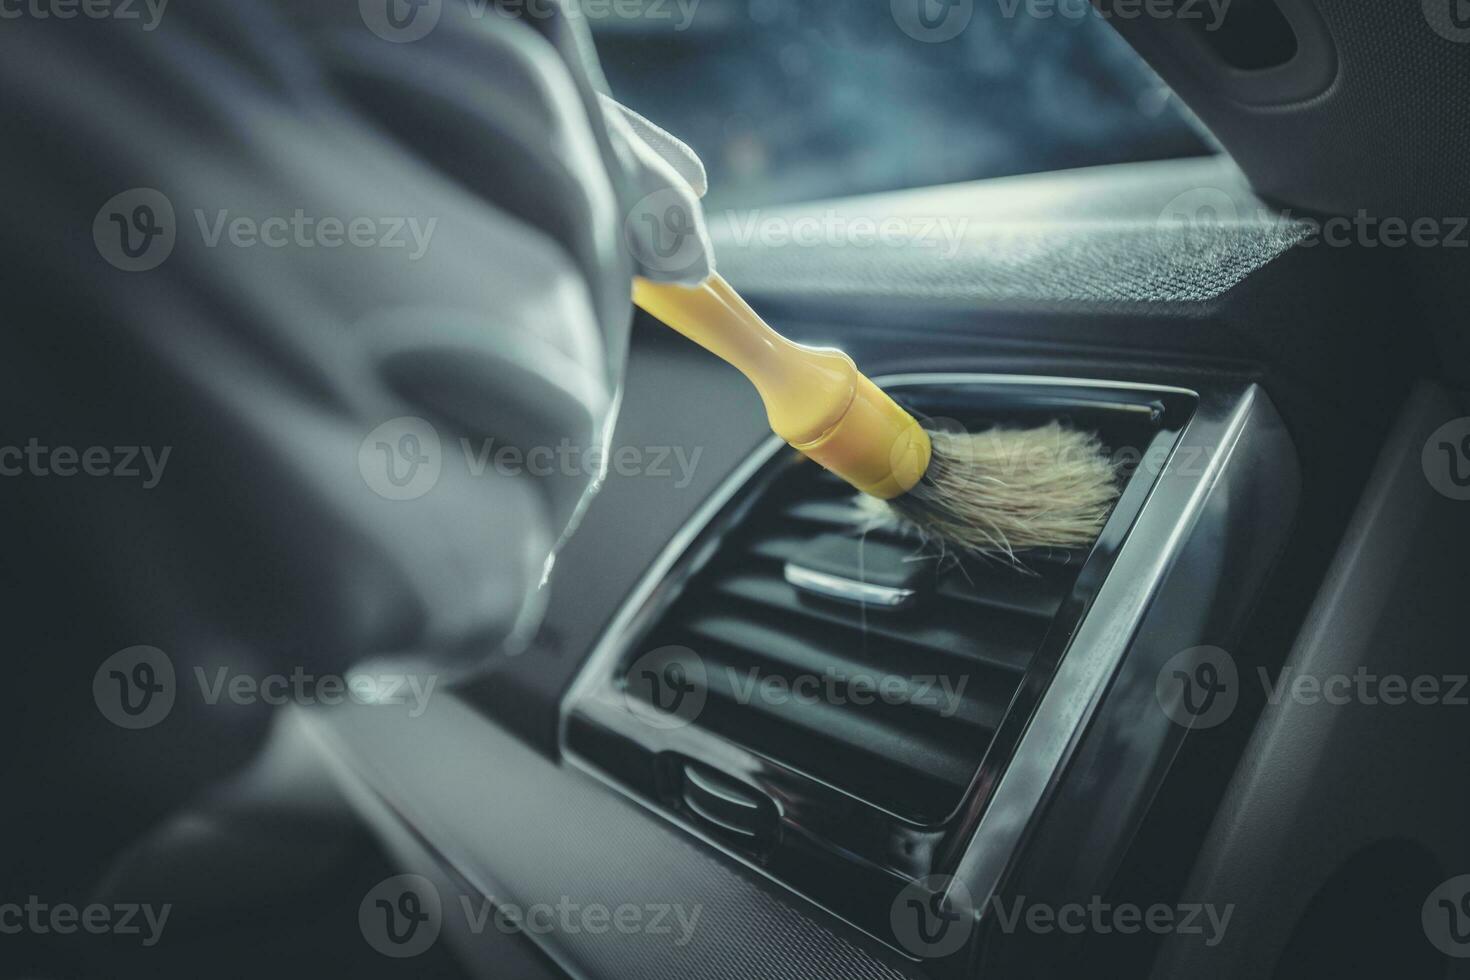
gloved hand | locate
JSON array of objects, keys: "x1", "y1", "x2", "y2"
[
  {"x1": 0, "y1": 0, "x2": 731, "y2": 915},
  {"x1": 0, "y1": 0, "x2": 718, "y2": 688}
]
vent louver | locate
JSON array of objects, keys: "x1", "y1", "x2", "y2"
[
  {"x1": 629, "y1": 463, "x2": 1085, "y2": 823},
  {"x1": 563, "y1": 376, "x2": 1188, "y2": 948}
]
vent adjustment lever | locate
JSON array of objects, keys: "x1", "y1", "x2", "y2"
[
  {"x1": 677, "y1": 761, "x2": 777, "y2": 849},
  {"x1": 782, "y1": 531, "x2": 924, "y2": 610}
]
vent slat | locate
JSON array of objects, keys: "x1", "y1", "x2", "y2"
[
  {"x1": 774, "y1": 497, "x2": 1087, "y2": 569},
  {"x1": 746, "y1": 534, "x2": 815, "y2": 563},
  {"x1": 781, "y1": 498, "x2": 876, "y2": 527},
  {"x1": 746, "y1": 532, "x2": 1063, "y2": 624},
  {"x1": 710, "y1": 572, "x2": 1036, "y2": 676},
  {"x1": 934, "y1": 568, "x2": 1067, "y2": 621},
  {"x1": 627, "y1": 645, "x2": 980, "y2": 818},
  {"x1": 678, "y1": 613, "x2": 1014, "y2": 735}
]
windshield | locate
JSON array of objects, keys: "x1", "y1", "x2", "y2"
[{"x1": 591, "y1": 0, "x2": 1212, "y2": 209}]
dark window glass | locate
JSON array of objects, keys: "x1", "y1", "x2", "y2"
[{"x1": 592, "y1": 0, "x2": 1213, "y2": 209}]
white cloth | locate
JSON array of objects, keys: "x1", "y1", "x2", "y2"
[{"x1": 600, "y1": 94, "x2": 717, "y2": 284}]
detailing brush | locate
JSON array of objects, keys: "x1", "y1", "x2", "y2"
[{"x1": 633, "y1": 273, "x2": 1120, "y2": 557}]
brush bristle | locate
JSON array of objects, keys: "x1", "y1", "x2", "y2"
[{"x1": 860, "y1": 422, "x2": 1120, "y2": 559}]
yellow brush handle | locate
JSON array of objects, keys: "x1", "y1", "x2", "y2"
[{"x1": 633, "y1": 273, "x2": 931, "y2": 500}]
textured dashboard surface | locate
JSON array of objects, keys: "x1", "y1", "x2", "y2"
[
  {"x1": 712, "y1": 157, "x2": 1311, "y2": 308},
  {"x1": 310, "y1": 697, "x2": 918, "y2": 980}
]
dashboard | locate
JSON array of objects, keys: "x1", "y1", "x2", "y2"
[{"x1": 305, "y1": 154, "x2": 1467, "y2": 979}]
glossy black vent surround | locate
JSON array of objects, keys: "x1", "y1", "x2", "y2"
[{"x1": 563, "y1": 376, "x2": 1195, "y2": 947}]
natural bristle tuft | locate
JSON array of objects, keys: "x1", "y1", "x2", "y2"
[{"x1": 861, "y1": 422, "x2": 1120, "y2": 559}]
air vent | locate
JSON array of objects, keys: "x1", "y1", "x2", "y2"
[
  {"x1": 629, "y1": 463, "x2": 1082, "y2": 823},
  {"x1": 563, "y1": 375, "x2": 1193, "y2": 946}
]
